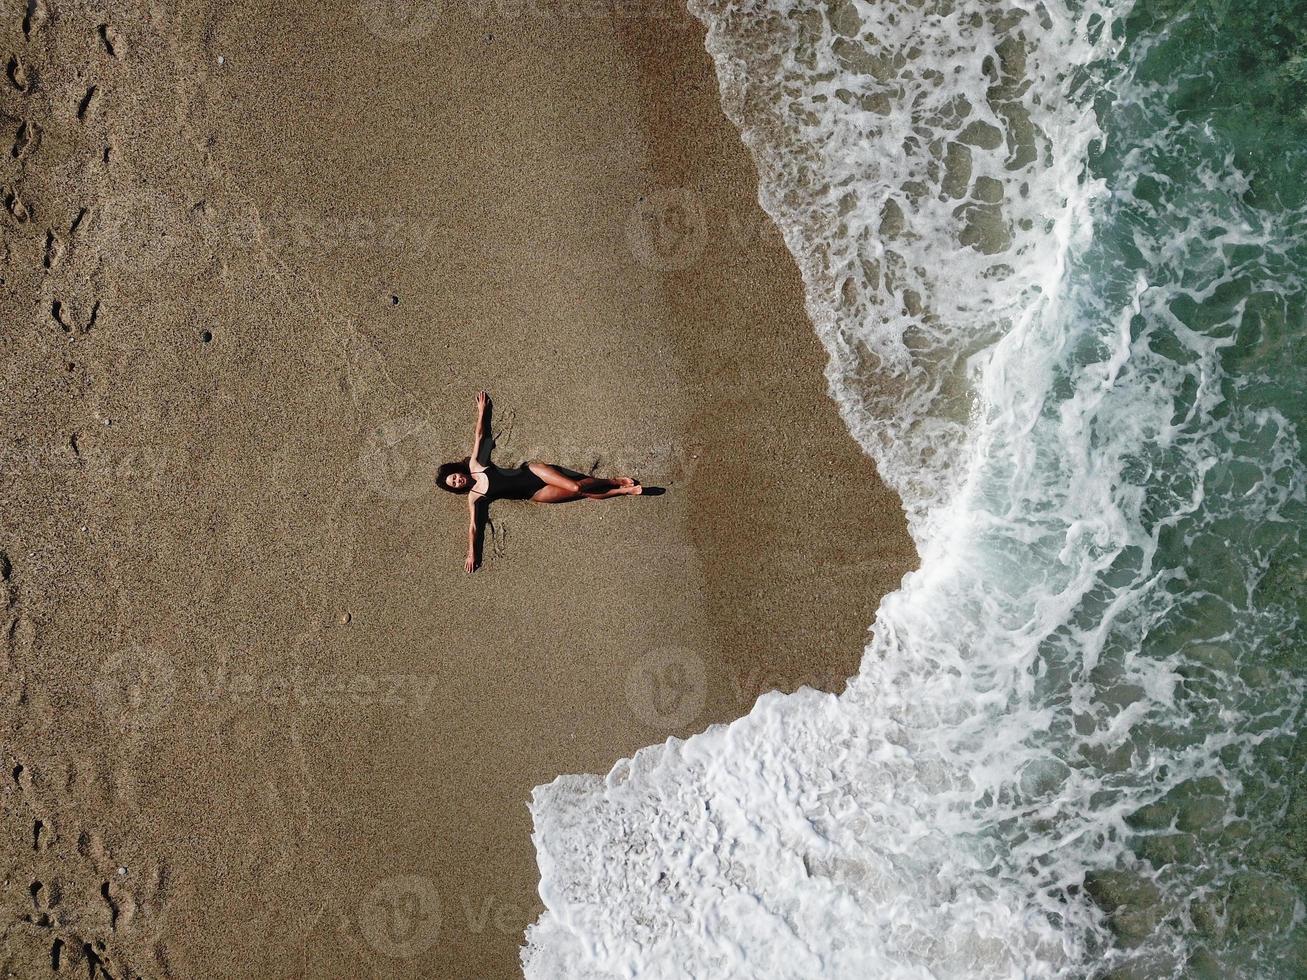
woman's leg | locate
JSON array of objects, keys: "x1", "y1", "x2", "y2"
[
  {"x1": 529, "y1": 485, "x2": 584, "y2": 504},
  {"x1": 528, "y1": 462, "x2": 641, "y2": 501},
  {"x1": 528, "y1": 462, "x2": 638, "y2": 498}
]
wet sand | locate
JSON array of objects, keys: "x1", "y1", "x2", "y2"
[{"x1": 0, "y1": 2, "x2": 915, "y2": 977}]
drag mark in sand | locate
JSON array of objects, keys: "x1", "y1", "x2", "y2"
[{"x1": 67, "y1": 205, "x2": 87, "y2": 236}]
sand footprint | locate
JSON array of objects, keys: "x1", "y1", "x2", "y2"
[
  {"x1": 49, "y1": 936, "x2": 64, "y2": 970},
  {"x1": 50, "y1": 298, "x2": 100, "y2": 334},
  {"x1": 82, "y1": 940, "x2": 113, "y2": 978},
  {"x1": 6, "y1": 54, "x2": 29, "y2": 92},
  {"x1": 51, "y1": 299, "x2": 76, "y2": 332},
  {"x1": 21, "y1": 0, "x2": 48, "y2": 38},
  {"x1": 100, "y1": 879, "x2": 136, "y2": 931},
  {"x1": 12, "y1": 759, "x2": 32, "y2": 794},
  {"x1": 43, "y1": 229, "x2": 65, "y2": 269},
  {"x1": 0, "y1": 549, "x2": 13, "y2": 609},
  {"x1": 27, "y1": 878, "x2": 59, "y2": 928},
  {"x1": 98, "y1": 23, "x2": 123, "y2": 60},
  {"x1": 10, "y1": 754, "x2": 168, "y2": 975},
  {"x1": 32, "y1": 815, "x2": 54, "y2": 851},
  {"x1": 2, "y1": 581, "x2": 36, "y2": 708},
  {"x1": 5, "y1": 185, "x2": 31, "y2": 222},
  {"x1": 11, "y1": 118, "x2": 39, "y2": 159}
]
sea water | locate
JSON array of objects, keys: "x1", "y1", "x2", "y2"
[{"x1": 526, "y1": 1, "x2": 1307, "y2": 976}]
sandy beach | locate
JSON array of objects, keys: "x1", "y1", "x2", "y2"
[{"x1": 1, "y1": 2, "x2": 915, "y2": 976}]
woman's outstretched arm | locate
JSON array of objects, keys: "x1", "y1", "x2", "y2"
[{"x1": 470, "y1": 390, "x2": 493, "y2": 467}]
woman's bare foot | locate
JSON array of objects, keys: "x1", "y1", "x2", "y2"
[{"x1": 614, "y1": 476, "x2": 636, "y2": 488}]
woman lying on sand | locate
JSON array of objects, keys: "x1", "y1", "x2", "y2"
[{"x1": 437, "y1": 390, "x2": 644, "y2": 573}]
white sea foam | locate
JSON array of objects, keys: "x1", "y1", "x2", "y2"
[{"x1": 525, "y1": 1, "x2": 1306, "y2": 976}]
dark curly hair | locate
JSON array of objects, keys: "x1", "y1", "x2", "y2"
[{"x1": 436, "y1": 457, "x2": 472, "y2": 494}]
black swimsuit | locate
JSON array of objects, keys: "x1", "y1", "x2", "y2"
[{"x1": 470, "y1": 464, "x2": 546, "y2": 501}]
